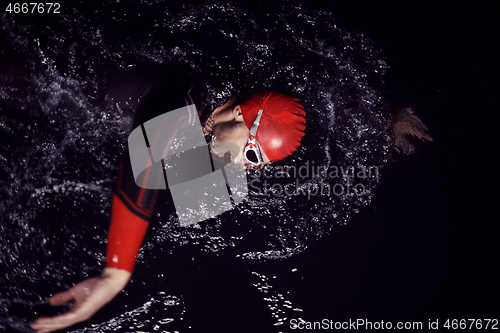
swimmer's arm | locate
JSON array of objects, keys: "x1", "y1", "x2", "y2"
[
  {"x1": 30, "y1": 194, "x2": 149, "y2": 333},
  {"x1": 30, "y1": 267, "x2": 130, "y2": 333}
]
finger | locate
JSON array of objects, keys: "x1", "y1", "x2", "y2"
[
  {"x1": 48, "y1": 289, "x2": 75, "y2": 306},
  {"x1": 31, "y1": 309, "x2": 84, "y2": 332},
  {"x1": 33, "y1": 325, "x2": 56, "y2": 333},
  {"x1": 32, "y1": 294, "x2": 101, "y2": 331}
]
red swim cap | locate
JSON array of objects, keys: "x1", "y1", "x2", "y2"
[{"x1": 240, "y1": 91, "x2": 306, "y2": 161}]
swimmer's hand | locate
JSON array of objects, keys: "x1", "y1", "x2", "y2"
[{"x1": 30, "y1": 267, "x2": 131, "y2": 333}]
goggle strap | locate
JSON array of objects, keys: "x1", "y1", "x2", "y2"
[{"x1": 249, "y1": 108, "x2": 264, "y2": 136}]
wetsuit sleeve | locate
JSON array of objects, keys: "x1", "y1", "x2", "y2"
[
  {"x1": 105, "y1": 159, "x2": 157, "y2": 272},
  {"x1": 105, "y1": 68, "x2": 198, "y2": 272}
]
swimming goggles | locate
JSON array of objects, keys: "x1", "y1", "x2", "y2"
[
  {"x1": 243, "y1": 108, "x2": 264, "y2": 166},
  {"x1": 244, "y1": 92, "x2": 273, "y2": 166}
]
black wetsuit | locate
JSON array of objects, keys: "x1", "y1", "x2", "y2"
[{"x1": 105, "y1": 67, "x2": 210, "y2": 272}]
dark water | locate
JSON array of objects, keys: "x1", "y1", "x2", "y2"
[{"x1": 1, "y1": 1, "x2": 497, "y2": 332}]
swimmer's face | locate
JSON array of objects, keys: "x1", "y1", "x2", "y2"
[{"x1": 212, "y1": 104, "x2": 270, "y2": 167}]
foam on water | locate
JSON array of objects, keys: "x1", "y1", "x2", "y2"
[{"x1": 67, "y1": 293, "x2": 183, "y2": 333}]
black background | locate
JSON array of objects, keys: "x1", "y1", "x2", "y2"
[{"x1": 280, "y1": 0, "x2": 498, "y2": 327}]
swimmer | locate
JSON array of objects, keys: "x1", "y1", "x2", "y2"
[
  {"x1": 30, "y1": 67, "x2": 431, "y2": 333},
  {"x1": 30, "y1": 69, "x2": 307, "y2": 333}
]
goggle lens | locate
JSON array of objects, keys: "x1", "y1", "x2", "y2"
[{"x1": 245, "y1": 149, "x2": 259, "y2": 164}]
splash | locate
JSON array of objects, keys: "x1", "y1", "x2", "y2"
[
  {"x1": 67, "y1": 293, "x2": 184, "y2": 333},
  {"x1": 251, "y1": 271, "x2": 304, "y2": 327}
]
